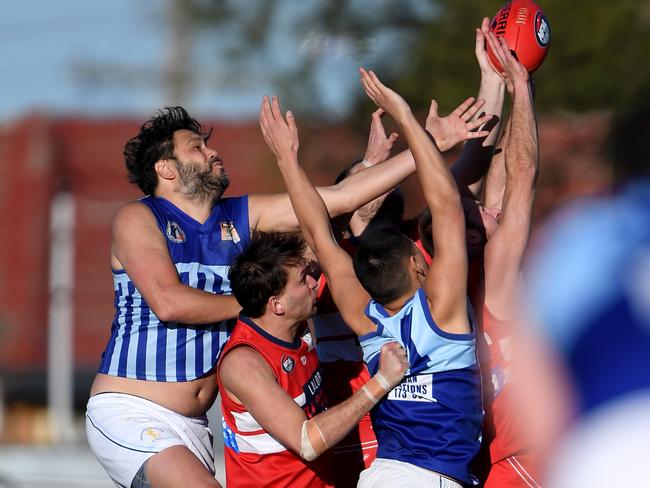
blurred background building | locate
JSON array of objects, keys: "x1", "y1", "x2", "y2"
[{"x1": 0, "y1": 0, "x2": 648, "y2": 486}]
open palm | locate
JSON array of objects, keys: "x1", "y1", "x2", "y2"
[{"x1": 425, "y1": 97, "x2": 492, "y2": 152}]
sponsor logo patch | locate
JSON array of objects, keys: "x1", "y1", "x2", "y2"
[
  {"x1": 222, "y1": 418, "x2": 240, "y2": 453},
  {"x1": 387, "y1": 374, "x2": 436, "y2": 402},
  {"x1": 220, "y1": 221, "x2": 241, "y2": 243},
  {"x1": 166, "y1": 220, "x2": 186, "y2": 243},
  {"x1": 301, "y1": 331, "x2": 315, "y2": 350}
]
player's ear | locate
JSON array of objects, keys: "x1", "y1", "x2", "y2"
[
  {"x1": 269, "y1": 296, "x2": 285, "y2": 316},
  {"x1": 409, "y1": 254, "x2": 426, "y2": 278},
  {"x1": 155, "y1": 159, "x2": 176, "y2": 181}
]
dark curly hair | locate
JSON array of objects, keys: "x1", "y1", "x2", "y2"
[
  {"x1": 124, "y1": 106, "x2": 211, "y2": 195},
  {"x1": 229, "y1": 232, "x2": 307, "y2": 318}
]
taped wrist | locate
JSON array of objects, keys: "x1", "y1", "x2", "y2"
[
  {"x1": 361, "y1": 371, "x2": 392, "y2": 404},
  {"x1": 360, "y1": 158, "x2": 374, "y2": 168},
  {"x1": 300, "y1": 418, "x2": 329, "y2": 461}
]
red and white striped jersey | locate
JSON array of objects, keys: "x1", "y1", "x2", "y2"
[{"x1": 217, "y1": 315, "x2": 334, "y2": 488}]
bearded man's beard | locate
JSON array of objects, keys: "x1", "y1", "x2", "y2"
[{"x1": 175, "y1": 160, "x2": 230, "y2": 205}]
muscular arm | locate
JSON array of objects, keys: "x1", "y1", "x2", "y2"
[
  {"x1": 252, "y1": 56, "x2": 494, "y2": 236},
  {"x1": 111, "y1": 202, "x2": 241, "y2": 323},
  {"x1": 249, "y1": 149, "x2": 415, "y2": 233},
  {"x1": 219, "y1": 342, "x2": 407, "y2": 459},
  {"x1": 483, "y1": 118, "x2": 511, "y2": 210},
  {"x1": 451, "y1": 19, "x2": 506, "y2": 198},
  {"x1": 483, "y1": 34, "x2": 539, "y2": 318},
  {"x1": 259, "y1": 95, "x2": 377, "y2": 337},
  {"x1": 360, "y1": 69, "x2": 470, "y2": 333}
]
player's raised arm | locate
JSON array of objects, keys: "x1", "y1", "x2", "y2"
[
  {"x1": 258, "y1": 95, "x2": 376, "y2": 336},
  {"x1": 359, "y1": 68, "x2": 471, "y2": 333},
  {"x1": 450, "y1": 18, "x2": 506, "y2": 197},
  {"x1": 483, "y1": 33, "x2": 539, "y2": 318},
  {"x1": 363, "y1": 108, "x2": 399, "y2": 165},
  {"x1": 424, "y1": 96, "x2": 492, "y2": 154}
]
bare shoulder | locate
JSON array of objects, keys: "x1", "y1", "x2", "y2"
[
  {"x1": 220, "y1": 346, "x2": 274, "y2": 386},
  {"x1": 112, "y1": 200, "x2": 156, "y2": 230},
  {"x1": 111, "y1": 200, "x2": 164, "y2": 269}
]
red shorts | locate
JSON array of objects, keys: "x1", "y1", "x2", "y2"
[{"x1": 485, "y1": 453, "x2": 541, "y2": 488}]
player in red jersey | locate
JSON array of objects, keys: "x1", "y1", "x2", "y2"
[
  {"x1": 417, "y1": 25, "x2": 541, "y2": 487},
  {"x1": 467, "y1": 31, "x2": 541, "y2": 487},
  {"x1": 218, "y1": 230, "x2": 408, "y2": 488}
]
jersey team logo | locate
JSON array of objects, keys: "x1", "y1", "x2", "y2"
[
  {"x1": 166, "y1": 220, "x2": 186, "y2": 243},
  {"x1": 220, "y1": 221, "x2": 241, "y2": 243},
  {"x1": 281, "y1": 355, "x2": 295, "y2": 373},
  {"x1": 140, "y1": 427, "x2": 162, "y2": 443}
]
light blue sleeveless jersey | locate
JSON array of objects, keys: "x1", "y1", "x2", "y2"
[
  {"x1": 359, "y1": 288, "x2": 482, "y2": 484},
  {"x1": 98, "y1": 195, "x2": 250, "y2": 381}
]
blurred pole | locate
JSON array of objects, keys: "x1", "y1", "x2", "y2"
[
  {"x1": 47, "y1": 192, "x2": 76, "y2": 443},
  {"x1": 167, "y1": 0, "x2": 192, "y2": 106}
]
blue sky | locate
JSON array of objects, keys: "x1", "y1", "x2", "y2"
[{"x1": 0, "y1": 0, "x2": 377, "y2": 123}]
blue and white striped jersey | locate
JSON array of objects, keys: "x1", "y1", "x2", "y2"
[
  {"x1": 359, "y1": 288, "x2": 482, "y2": 484},
  {"x1": 98, "y1": 195, "x2": 250, "y2": 382}
]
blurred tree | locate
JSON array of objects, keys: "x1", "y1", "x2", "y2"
[{"x1": 188, "y1": 0, "x2": 650, "y2": 118}]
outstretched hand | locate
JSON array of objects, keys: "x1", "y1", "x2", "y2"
[
  {"x1": 359, "y1": 68, "x2": 412, "y2": 124},
  {"x1": 259, "y1": 95, "x2": 299, "y2": 165},
  {"x1": 475, "y1": 17, "x2": 501, "y2": 80},
  {"x1": 485, "y1": 32, "x2": 529, "y2": 94},
  {"x1": 363, "y1": 108, "x2": 399, "y2": 165},
  {"x1": 425, "y1": 97, "x2": 493, "y2": 152}
]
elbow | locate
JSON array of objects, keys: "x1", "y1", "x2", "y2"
[
  {"x1": 325, "y1": 185, "x2": 356, "y2": 217},
  {"x1": 148, "y1": 291, "x2": 180, "y2": 322},
  {"x1": 297, "y1": 418, "x2": 326, "y2": 461},
  {"x1": 151, "y1": 301, "x2": 175, "y2": 323}
]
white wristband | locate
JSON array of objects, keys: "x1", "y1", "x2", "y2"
[
  {"x1": 360, "y1": 158, "x2": 374, "y2": 168},
  {"x1": 361, "y1": 385, "x2": 380, "y2": 405},
  {"x1": 374, "y1": 371, "x2": 391, "y2": 391}
]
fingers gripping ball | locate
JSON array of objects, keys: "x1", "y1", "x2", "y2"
[{"x1": 487, "y1": 0, "x2": 551, "y2": 73}]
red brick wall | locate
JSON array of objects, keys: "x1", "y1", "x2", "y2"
[{"x1": 0, "y1": 112, "x2": 612, "y2": 374}]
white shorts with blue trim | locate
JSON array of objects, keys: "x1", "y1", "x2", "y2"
[{"x1": 85, "y1": 392, "x2": 215, "y2": 487}]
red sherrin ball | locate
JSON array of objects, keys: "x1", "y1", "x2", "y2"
[{"x1": 487, "y1": 0, "x2": 551, "y2": 73}]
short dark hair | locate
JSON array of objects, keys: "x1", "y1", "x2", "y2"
[
  {"x1": 229, "y1": 231, "x2": 307, "y2": 318},
  {"x1": 123, "y1": 106, "x2": 211, "y2": 195},
  {"x1": 353, "y1": 227, "x2": 415, "y2": 304}
]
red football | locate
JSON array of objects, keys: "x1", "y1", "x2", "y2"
[{"x1": 487, "y1": 0, "x2": 551, "y2": 73}]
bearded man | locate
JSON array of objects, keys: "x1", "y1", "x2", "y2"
[{"x1": 84, "y1": 106, "x2": 419, "y2": 488}]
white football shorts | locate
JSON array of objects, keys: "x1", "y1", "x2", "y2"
[
  {"x1": 85, "y1": 392, "x2": 215, "y2": 487},
  {"x1": 358, "y1": 458, "x2": 463, "y2": 488}
]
